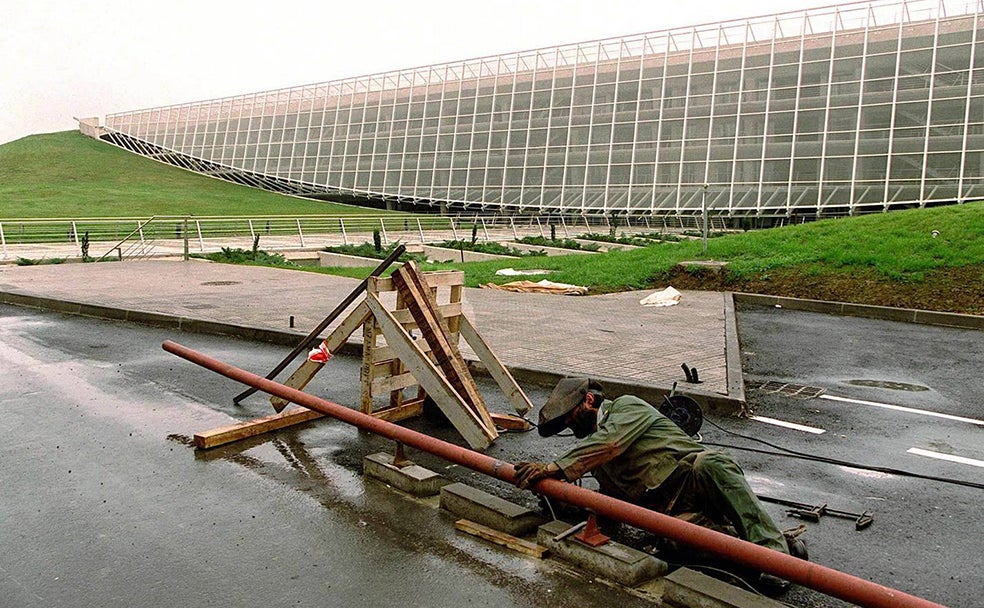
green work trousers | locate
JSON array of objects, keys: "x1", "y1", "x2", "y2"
[{"x1": 596, "y1": 450, "x2": 788, "y2": 554}]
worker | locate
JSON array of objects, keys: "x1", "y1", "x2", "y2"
[{"x1": 514, "y1": 377, "x2": 806, "y2": 593}]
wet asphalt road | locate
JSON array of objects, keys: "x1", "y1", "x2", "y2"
[
  {"x1": 1, "y1": 302, "x2": 981, "y2": 607},
  {"x1": 732, "y1": 305, "x2": 983, "y2": 608},
  {"x1": 0, "y1": 305, "x2": 646, "y2": 608}
]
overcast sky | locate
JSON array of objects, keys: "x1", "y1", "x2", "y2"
[{"x1": 2, "y1": 0, "x2": 831, "y2": 145}]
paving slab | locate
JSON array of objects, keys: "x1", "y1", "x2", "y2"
[
  {"x1": 0, "y1": 258, "x2": 740, "y2": 411},
  {"x1": 439, "y1": 482, "x2": 545, "y2": 536}
]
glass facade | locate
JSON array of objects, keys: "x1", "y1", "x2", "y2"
[{"x1": 102, "y1": 0, "x2": 984, "y2": 216}]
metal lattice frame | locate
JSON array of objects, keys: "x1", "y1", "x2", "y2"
[{"x1": 101, "y1": 0, "x2": 984, "y2": 216}]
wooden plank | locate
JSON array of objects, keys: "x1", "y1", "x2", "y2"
[
  {"x1": 270, "y1": 301, "x2": 372, "y2": 412},
  {"x1": 360, "y1": 315, "x2": 377, "y2": 414},
  {"x1": 388, "y1": 302, "x2": 461, "y2": 325},
  {"x1": 454, "y1": 519, "x2": 548, "y2": 559},
  {"x1": 373, "y1": 270, "x2": 465, "y2": 292},
  {"x1": 366, "y1": 294, "x2": 496, "y2": 449},
  {"x1": 194, "y1": 408, "x2": 325, "y2": 449},
  {"x1": 458, "y1": 315, "x2": 533, "y2": 416},
  {"x1": 371, "y1": 371, "x2": 419, "y2": 395},
  {"x1": 372, "y1": 400, "x2": 424, "y2": 423},
  {"x1": 392, "y1": 263, "x2": 494, "y2": 432},
  {"x1": 490, "y1": 413, "x2": 532, "y2": 431}
]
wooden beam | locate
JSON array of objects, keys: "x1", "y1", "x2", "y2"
[
  {"x1": 454, "y1": 519, "x2": 548, "y2": 559},
  {"x1": 270, "y1": 300, "x2": 372, "y2": 412},
  {"x1": 489, "y1": 413, "x2": 532, "y2": 431},
  {"x1": 392, "y1": 262, "x2": 494, "y2": 431},
  {"x1": 194, "y1": 408, "x2": 325, "y2": 449},
  {"x1": 458, "y1": 315, "x2": 533, "y2": 416},
  {"x1": 366, "y1": 294, "x2": 496, "y2": 450}
]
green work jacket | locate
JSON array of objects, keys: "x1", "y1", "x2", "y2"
[{"x1": 553, "y1": 395, "x2": 704, "y2": 501}]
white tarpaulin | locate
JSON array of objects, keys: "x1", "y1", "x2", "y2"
[
  {"x1": 481, "y1": 279, "x2": 588, "y2": 295},
  {"x1": 494, "y1": 268, "x2": 553, "y2": 276},
  {"x1": 640, "y1": 286, "x2": 682, "y2": 307}
]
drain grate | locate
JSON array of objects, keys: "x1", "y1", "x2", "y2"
[{"x1": 747, "y1": 380, "x2": 825, "y2": 399}]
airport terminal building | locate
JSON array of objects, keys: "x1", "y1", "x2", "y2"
[{"x1": 92, "y1": 0, "x2": 983, "y2": 217}]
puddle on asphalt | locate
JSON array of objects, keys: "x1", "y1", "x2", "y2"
[{"x1": 847, "y1": 379, "x2": 930, "y2": 392}]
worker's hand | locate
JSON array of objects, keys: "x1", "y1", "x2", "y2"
[{"x1": 514, "y1": 461, "x2": 559, "y2": 490}]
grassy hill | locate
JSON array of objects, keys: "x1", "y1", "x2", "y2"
[
  {"x1": 0, "y1": 131, "x2": 374, "y2": 218},
  {"x1": 322, "y1": 202, "x2": 983, "y2": 315}
]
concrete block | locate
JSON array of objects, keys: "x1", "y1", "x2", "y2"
[
  {"x1": 439, "y1": 482, "x2": 545, "y2": 536},
  {"x1": 318, "y1": 251, "x2": 381, "y2": 268},
  {"x1": 421, "y1": 245, "x2": 514, "y2": 263},
  {"x1": 537, "y1": 519, "x2": 667, "y2": 587},
  {"x1": 661, "y1": 567, "x2": 785, "y2": 608},
  {"x1": 363, "y1": 452, "x2": 450, "y2": 497}
]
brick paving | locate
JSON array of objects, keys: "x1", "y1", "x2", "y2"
[{"x1": 0, "y1": 258, "x2": 739, "y2": 410}]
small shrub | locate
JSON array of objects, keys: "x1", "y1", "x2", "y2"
[
  {"x1": 201, "y1": 246, "x2": 294, "y2": 266},
  {"x1": 16, "y1": 257, "x2": 67, "y2": 266},
  {"x1": 321, "y1": 241, "x2": 425, "y2": 263},
  {"x1": 372, "y1": 229, "x2": 382, "y2": 253},
  {"x1": 80, "y1": 231, "x2": 91, "y2": 262},
  {"x1": 517, "y1": 236, "x2": 600, "y2": 251},
  {"x1": 436, "y1": 240, "x2": 545, "y2": 257}
]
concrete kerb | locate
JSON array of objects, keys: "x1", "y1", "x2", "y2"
[{"x1": 733, "y1": 292, "x2": 983, "y2": 331}]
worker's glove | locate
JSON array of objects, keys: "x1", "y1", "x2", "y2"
[{"x1": 514, "y1": 461, "x2": 560, "y2": 490}]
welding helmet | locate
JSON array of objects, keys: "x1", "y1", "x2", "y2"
[{"x1": 537, "y1": 377, "x2": 591, "y2": 437}]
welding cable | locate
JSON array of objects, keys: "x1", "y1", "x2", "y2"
[{"x1": 701, "y1": 417, "x2": 984, "y2": 491}]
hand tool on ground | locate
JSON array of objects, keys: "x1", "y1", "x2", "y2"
[
  {"x1": 758, "y1": 495, "x2": 874, "y2": 530},
  {"x1": 232, "y1": 244, "x2": 405, "y2": 404}
]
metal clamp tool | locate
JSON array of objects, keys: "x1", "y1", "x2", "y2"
[{"x1": 758, "y1": 495, "x2": 874, "y2": 530}]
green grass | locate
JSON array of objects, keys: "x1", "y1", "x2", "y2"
[
  {"x1": 0, "y1": 131, "x2": 373, "y2": 218},
  {"x1": 310, "y1": 202, "x2": 984, "y2": 292}
]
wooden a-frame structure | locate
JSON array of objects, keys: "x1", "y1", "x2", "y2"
[{"x1": 194, "y1": 262, "x2": 531, "y2": 451}]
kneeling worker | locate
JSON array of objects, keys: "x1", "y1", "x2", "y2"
[{"x1": 515, "y1": 378, "x2": 805, "y2": 591}]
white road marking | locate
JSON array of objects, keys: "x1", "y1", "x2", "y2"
[
  {"x1": 820, "y1": 394, "x2": 984, "y2": 426},
  {"x1": 750, "y1": 415, "x2": 826, "y2": 434},
  {"x1": 907, "y1": 448, "x2": 984, "y2": 469}
]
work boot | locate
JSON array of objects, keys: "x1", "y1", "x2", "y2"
[{"x1": 755, "y1": 573, "x2": 791, "y2": 596}]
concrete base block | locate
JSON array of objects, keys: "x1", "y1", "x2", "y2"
[
  {"x1": 660, "y1": 567, "x2": 785, "y2": 608},
  {"x1": 537, "y1": 520, "x2": 667, "y2": 587},
  {"x1": 363, "y1": 452, "x2": 450, "y2": 497},
  {"x1": 439, "y1": 483, "x2": 545, "y2": 536}
]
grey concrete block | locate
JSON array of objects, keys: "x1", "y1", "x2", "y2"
[
  {"x1": 537, "y1": 519, "x2": 667, "y2": 587},
  {"x1": 363, "y1": 452, "x2": 450, "y2": 497},
  {"x1": 439, "y1": 482, "x2": 545, "y2": 536},
  {"x1": 661, "y1": 567, "x2": 785, "y2": 608}
]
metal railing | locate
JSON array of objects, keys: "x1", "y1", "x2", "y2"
[{"x1": 0, "y1": 213, "x2": 732, "y2": 260}]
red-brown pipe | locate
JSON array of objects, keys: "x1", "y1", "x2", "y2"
[{"x1": 162, "y1": 339, "x2": 945, "y2": 608}]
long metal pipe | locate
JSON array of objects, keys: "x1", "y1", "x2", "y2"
[{"x1": 162, "y1": 340, "x2": 945, "y2": 608}]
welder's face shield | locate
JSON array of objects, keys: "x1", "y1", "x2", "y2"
[
  {"x1": 568, "y1": 403, "x2": 597, "y2": 439},
  {"x1": 537, "y1": 378, "x2": 590, "y2": 437}
]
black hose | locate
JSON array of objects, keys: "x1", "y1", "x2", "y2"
[{"x1": 702, "y1": 417, "x2": 984, "y2": 491}]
